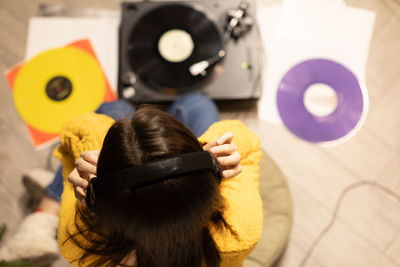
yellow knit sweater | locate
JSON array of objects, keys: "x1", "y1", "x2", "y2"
[{"x1": 54, "y1": 113, "x2": 263, "y2": 267}]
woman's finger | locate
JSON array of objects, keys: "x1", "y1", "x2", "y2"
[
  {"x1": 80, "y1": 151, "x2": 100, "y2": 166},
  {"x1": 76, "y1": 177, "x2": 89, "y2": 189},
  {"x1": 68, "y1": 168, "x2": 79, "y2": 184},
  {"x1": 75, "y1": 158, "x2": 97, "y2": 178},
  {"x1": 222, "y1": 164, "x2": 242, "y2": 179},
  {"x1": 74, "y1": 186, "x2": 86, "y2": 203},
  {"x1": 210, "y1": 143, "x2": 238, "y2": 156},
  {"x1": 203, "y1": 132, "x2": 234, "y2": 151},
  {"x1": 75, "y1": 186, "x2": 86, "y2": 197},
  {"x1": 216, "y1": 151, "x2": 241, "y2": 166},
  {"x1": 68, "y1": 168, "x2": 89, "y2": 189},
  {"x1": 217, "y1": 132, "x2": 233, "y2": 145},
  {"x1": 202, "y1": 140, "x2": 218, "y2": 151}
]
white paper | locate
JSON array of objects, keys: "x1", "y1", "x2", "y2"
[
  {"x1": 25, "y1": 17, "x2": 119, "y2": 91},
  {"x1": 256, "y1": 5, "x2": 283, "y2": 123},
  {"x1": 256, "y1": 0, "x2": 375, "y2": 123}
]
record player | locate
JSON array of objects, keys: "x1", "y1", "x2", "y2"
[{"x1": 118, "y1": 0, "x2": 262, "y2": 102}]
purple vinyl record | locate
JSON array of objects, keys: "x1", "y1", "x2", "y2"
[{"x1": 277, "y1": 58, "x2": 365, "y2": 143}]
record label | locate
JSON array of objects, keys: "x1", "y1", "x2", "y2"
[
  {"x1": 303, "y1": 83, "x2": 338, "y2": 117},
  {"x1": 45, "y1": 75, "x2": 73, "y2": 101},
  {"x1": 158, "y1": 29, "x2": 194, "y2": 62},
  {"x1": 277, "y1": 58, "x2": 366, "y2": 144}
]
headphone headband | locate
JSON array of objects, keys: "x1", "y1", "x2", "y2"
[{"x1": 86, "y1": 151, "x2": 222, "y2": 213}]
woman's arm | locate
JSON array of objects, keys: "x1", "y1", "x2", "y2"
[
  {"x1": 53, "y1": 113, "x2": 114, "y2": 265},
  {"x1": 199, "y1": 120, "x2": 263, "y2": 256}
]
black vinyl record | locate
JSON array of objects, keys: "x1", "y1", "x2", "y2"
[{"x1": 129, "y1": 4, "x2": 221, "y2": 91}]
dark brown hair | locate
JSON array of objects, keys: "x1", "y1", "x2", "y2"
[{"x1": 67, "y1": 105, "x2": 228, "y2": 267}]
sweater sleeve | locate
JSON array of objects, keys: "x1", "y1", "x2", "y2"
[
  {"x1": 54, "y1": 113, "x2": 114, "y2": 265},
  {"x1": 198, "y1": 120, "x2": 263, "y2": 266}
]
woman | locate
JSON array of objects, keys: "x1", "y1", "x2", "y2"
[{"x1": 1, "y1": 93, "x2": 262, "y2": 266}]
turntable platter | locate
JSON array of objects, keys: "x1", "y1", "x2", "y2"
[{"x1": 129, "y1": 4, "x2": 221, "y2": 90}]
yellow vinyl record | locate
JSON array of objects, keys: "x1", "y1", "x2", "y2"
[{"x1": 13, "y1": 46, "x2": 106, "y2": 133}]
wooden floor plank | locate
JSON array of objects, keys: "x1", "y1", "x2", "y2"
[{"x1": 310, "y1": 220, "x2": 396, "y2": 267}]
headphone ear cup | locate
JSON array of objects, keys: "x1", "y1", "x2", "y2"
[
  {"x1": 209, "y1": 153, "x2": 222, "y2": 184},
  {"x1": 86, "y1": 180, "x2": 97, "y2": 214}
]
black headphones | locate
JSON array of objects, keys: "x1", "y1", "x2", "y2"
[{"x1": 85, "y1": 151, "x2": 222, "y2": 213}]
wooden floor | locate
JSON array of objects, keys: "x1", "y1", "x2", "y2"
[{"x1": 0, "y1": 0, "x2": 400, "y2": 266}]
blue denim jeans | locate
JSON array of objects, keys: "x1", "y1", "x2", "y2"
[{"x1": 45, "y1": 93, "x2": 220, "y2": 202}]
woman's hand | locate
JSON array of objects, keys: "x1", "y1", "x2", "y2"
[
  {"x1": 203, "y1": 132, "x2": 242, "y2": 180},
  {"x1": 68, "y1": 151, "x2": 100, "y2": 203}
]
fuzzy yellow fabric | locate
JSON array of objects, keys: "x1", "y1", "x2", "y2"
[
  {"x1": 54, "y1": 113, "x2": 114, "y2": 265},
  {"x1": 55, "y1": 113, "x2": 263, "y2": 267},
  {"x1": 199, "y1": 120, "x2": 263, "y2": 267}
]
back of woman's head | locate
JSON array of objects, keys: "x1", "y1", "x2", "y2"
[{"x1": 71, "y1": 105, "x2": 226, "y2": 267}]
